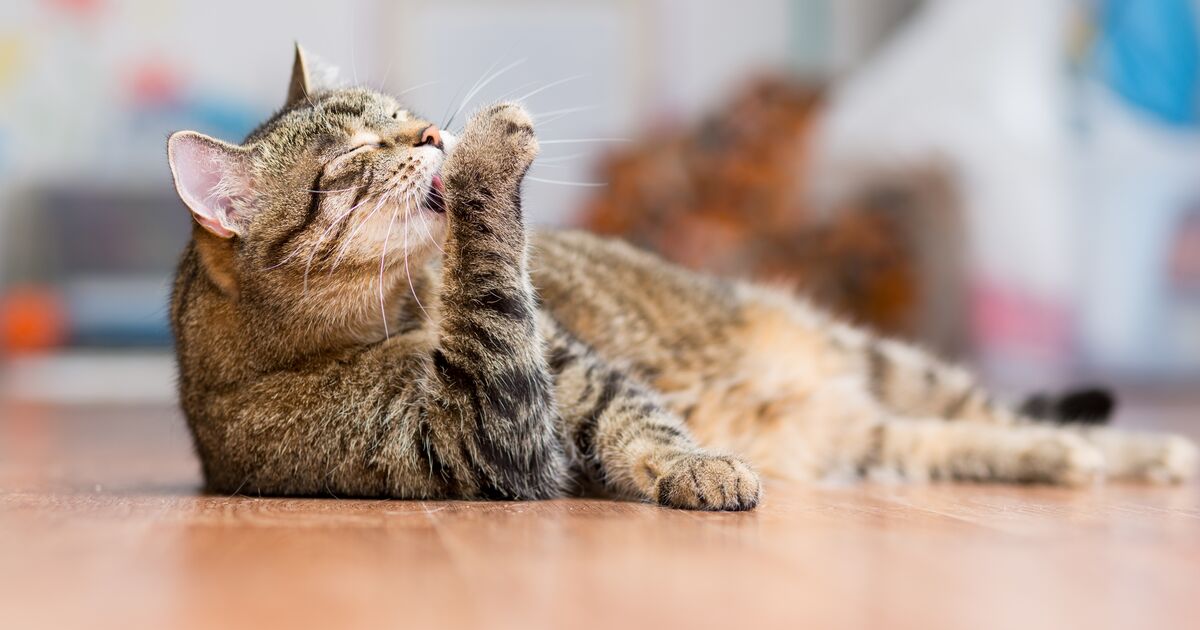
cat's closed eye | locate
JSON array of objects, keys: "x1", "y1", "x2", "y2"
[
  {"x1": 336, "y1": 131, "x2": 384, "y2": 157},
  {"x1": 343, "y1": 141, "x2": 381, "y2": 156}
]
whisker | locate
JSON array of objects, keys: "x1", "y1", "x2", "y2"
[
  {"x1": 296, "y1": 66, "x2": 335, "y2": 130},
  {"x1": 532, "y1": 106, "x2": 600, "y2": 126},
  {"x1": 379, "y1": 206, "x2": 398, "y2": 339},
  {"x1": 532, "y1": 105, "x2": 599, "y2": 119},
  {"x1": 266, "y1": 193, "x2": 370, "y2": 271},
  {"x1": 512, "y1": 74, "x2": 586, "y2": 104},
  {"x1": 463, "y1": 59, "x2": 503, "y2": 102},
  {"x1": 446, "y1": 58, "x2": 527, "y2": 130},
  {"x1": 536, "y1": 113, "x2": 591, "y2": 127},
  {"x1": 377, "y1": 51, "x2": 401, "y2": 93},
  {"x1": 440, "y1": 82, "x2": 470, "y2": 129},
  {"x1": 306, "y1": 184, "x2": 369, "y2": 194},
  {"x1": 331, "y1": 198, "x2": 384, "y2": 271},
  {"x1": 493, "y1": 81, "x2": 542, "y2": 103},
  {"x1": 402, "y1": 198, "x2": 432, "y2": 321},
  {"x1": 526, "y1": 175, "x2": 606, "y2": 187},
  {"x1": 300, "y1": 193, "x2": 377, "y2": 289},
  {"x1": 396, "y1": 79, "x2": 442, "y2": 98},
  {"x1": 411, "y1": 193, "x2": 446, "y2": 256},
  {"x1": 535, "y1": 152, "x2": 588, "y2": 164},
  {"x1": 441, "y1": 58, "x2": 502, "y2": 127},
  {"x1": 332, "y1": 196, "x2": 388, "y2": 270},
  {"x1": 315, "y1": 193, "x2": 375, "y2": 241},
  {"x1": 539, "y1": 138, "x2": 632, "y2": 145}
]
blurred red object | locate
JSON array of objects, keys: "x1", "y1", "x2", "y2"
[
  {"x1": 126, "y1": 60, "x2": 183, "y2": 107},
  {"x1": 45, "y1": 0, "x2": 105, "y2": 19},
  {"x1": 0, "y1": 286, "x2": 68, "y2": 353}
]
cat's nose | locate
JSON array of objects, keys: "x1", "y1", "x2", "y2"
[{"x1": 417, "y1": 125, "x2": 443, "y2": 150}]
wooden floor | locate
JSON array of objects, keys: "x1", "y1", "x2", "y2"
[{"x1": 1, "y1": 398, "x2": 1198, "y2": 630}]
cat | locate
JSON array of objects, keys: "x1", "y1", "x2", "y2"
[{"x1": 166, "y1": 45, "x2": 1197, "y2": 510}]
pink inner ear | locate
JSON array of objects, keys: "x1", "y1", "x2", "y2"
[
  {"x1": 170, "y1": 134, "x2": 241, "y2": 238},
  {"x1": 191, "y1": 209, "x2": 236, "y2": 239}
]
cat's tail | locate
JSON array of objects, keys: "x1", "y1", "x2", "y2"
[
  {"x1": 1019, "y1": 387, "x2": 1115, "y2": 425},
  {"x1": 845, "y1": 332, "x2": 1114, "y2": 426}
]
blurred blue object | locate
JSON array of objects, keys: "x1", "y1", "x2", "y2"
[
  {"x1": 1095, "y1": 0, "x2": 1200, "y2": 126},
  {"x1": 129, "y1": 94, "x2": 266, "y2": 146},
  {"x1": 1076, "y1": 0, "x2": 1200, "y2": 380},
  {"x1": 12, "y1": 186, "x2": 191, "y2": 348}
]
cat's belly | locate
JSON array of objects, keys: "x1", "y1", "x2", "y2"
[{"x1": 531, "y1": 229, "x2": 873, "y2": 479}]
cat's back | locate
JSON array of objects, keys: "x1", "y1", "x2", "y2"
[{"x1": 530, "y1": 229, "x2": 741, "y2": 373}]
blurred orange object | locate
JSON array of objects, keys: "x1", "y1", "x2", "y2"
[
  {"x1": 579, "y1": 76, "x2": 967, "y2": 354},
  {"x1": 0, "y1": 286, "x2": 68, "y2": 353}
]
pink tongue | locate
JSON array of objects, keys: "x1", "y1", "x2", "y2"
[{"x1": 431, "y1": 174, "x2": 445, "y2": 194}]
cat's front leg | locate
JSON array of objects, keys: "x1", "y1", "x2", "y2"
[
  {"x1": 423, "y1": 102, "x2": 566, "y2": 500},
  {"x1": 544, "y1": 321, "x2": 762, "y2": 510}
]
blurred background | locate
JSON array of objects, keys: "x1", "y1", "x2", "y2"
[{"x1": 1, "y1": 0, "x2": 1199, "y2": 407}]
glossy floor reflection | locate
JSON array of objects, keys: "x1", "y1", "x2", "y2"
[{"x1": 1, "y1": 401, "x2": 1198, "y2": 630}]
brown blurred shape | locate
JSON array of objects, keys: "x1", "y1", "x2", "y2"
[{"x1": 579, "y1": 77, "x2": 966, "y2": 354}]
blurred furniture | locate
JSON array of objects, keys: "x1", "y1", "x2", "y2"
[
  {"x1": 1, "y1": 185, "x2": 188, "y2": 350},
  {"x1": 580, "y1": 77, "x2": 967, "y2": 354}
]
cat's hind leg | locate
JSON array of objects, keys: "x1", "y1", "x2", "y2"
[
  {"x1": 828, "y1": 319, "x2": 1199, "y2": 483},
  {"x1": 544, "y1": 319, "x2": 762, "y2": 511},
  {"x1": 858, "y1": 418, "x2": 1106, "y2": 485},
  {"x1": 680, "y1": 369, "x2": 1108, "y2": 486},
  {"x1": 1076, "y1": 427, "x2": 1198, "y2": 483},
  {"x1": 863, "y1": 340, "x2": 1198, "y2": 482}
]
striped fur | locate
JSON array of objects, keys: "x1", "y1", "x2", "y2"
[{"x1": 168, "y1": 56, "x2": 1197, "y2": 512}]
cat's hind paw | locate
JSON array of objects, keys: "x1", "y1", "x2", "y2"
[
  {"x1": 1085, "y1": 430, "x2": 1199, "y2": 484},
  {"x1": 1143, "y1": 435, "x2": 1199, "y2": 484}
]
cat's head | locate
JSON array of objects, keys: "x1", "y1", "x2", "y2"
[{"x1": 166, "y1": 44, "x2": 454, "y2": 299}]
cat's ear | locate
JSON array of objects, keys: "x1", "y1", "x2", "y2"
[
  {"x1": 286, "y1": 43, "x2": 342, "y2": 107},
  {"x1": 167, "y1": 131, "x2": 251, "y2": 239}
]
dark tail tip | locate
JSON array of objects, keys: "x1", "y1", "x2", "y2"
[{"x1": 1019, "y1": 387, "x2": 1116, "y2": 425}]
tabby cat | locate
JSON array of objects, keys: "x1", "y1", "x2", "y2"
[{"x1": 167, "y1": 46, "x2": 1197, "y2": 511}]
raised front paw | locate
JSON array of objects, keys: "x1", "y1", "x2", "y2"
[
  {"x1": 654, "y1": 453, "x2": 761, "y2": 511},
  {"x1": 443, "y1": 102, "x2": 538, "y2": 194}
]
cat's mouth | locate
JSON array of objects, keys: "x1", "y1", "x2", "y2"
[{"x1": 424, "y1": 174, "x2": 446, "y2": 214}]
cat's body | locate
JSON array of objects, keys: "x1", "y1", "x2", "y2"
[{"x1": 168, "y1": 47, "x2": 1197, "y2": 510}]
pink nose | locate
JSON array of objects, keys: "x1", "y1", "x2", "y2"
[{"x1": 418, "y1": 125, "x2": 443, "y2": 150}]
